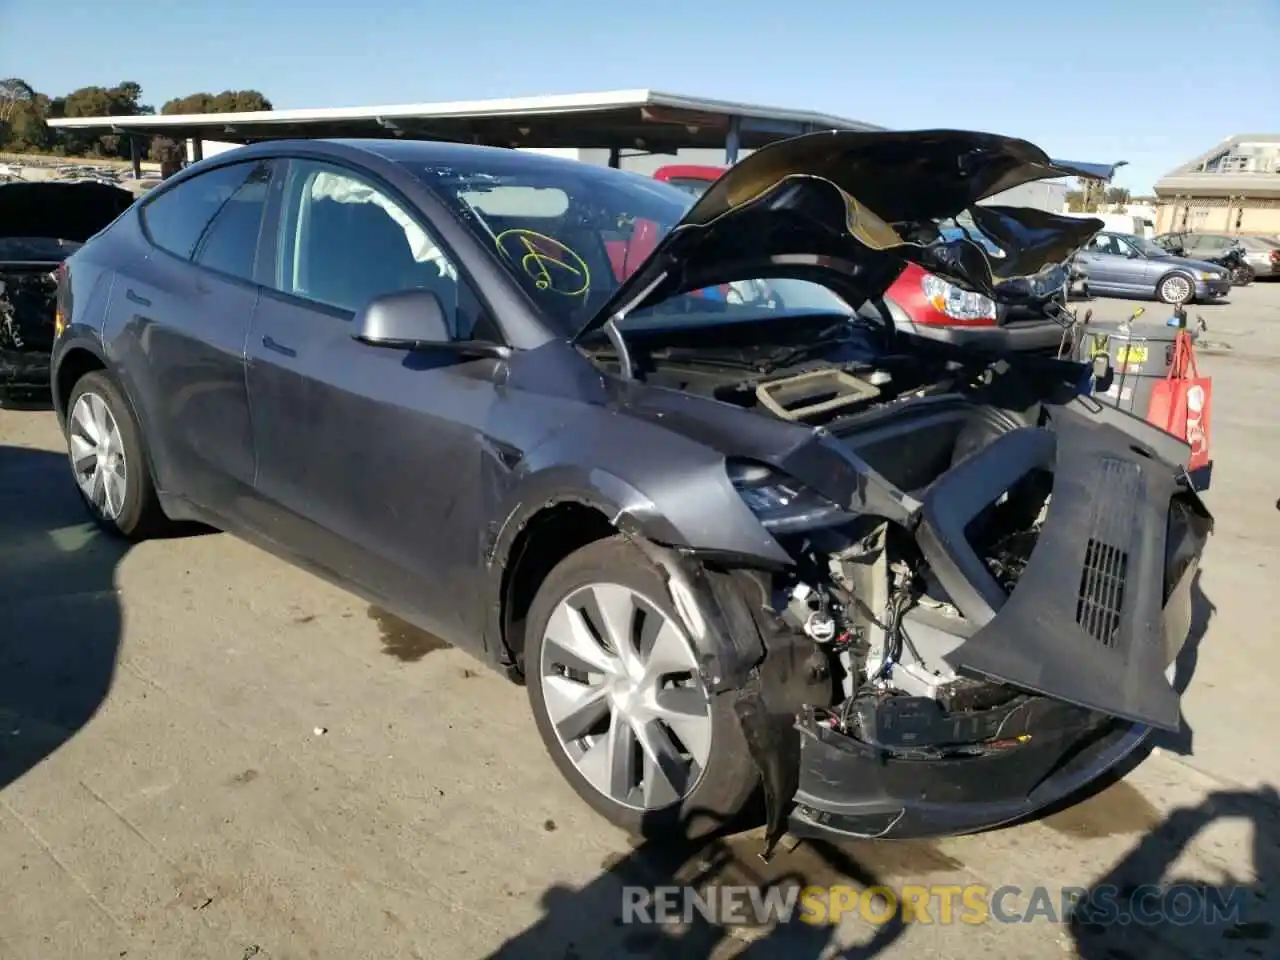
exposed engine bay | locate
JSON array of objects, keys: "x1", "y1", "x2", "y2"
[
  {"x1": 0, "y1": 270, "x2": 59, "y2": 395},
  {"x1": 0, "y1": 180, "x2": 134, "y2": 399},
  {"x1": 0, "y1": 272, "x2": 58, "y2": 355},
  {"x1": 551, "y1": 130, "x2": 1210, "y2": 847},
  {"x1": 582, "y1": 313, "x2": 985, "y2": 428},
  {"x1": 773, "y1": 488, "x2": 1049, "y2": 747},
  {"x1": 582, "y1": 310, "x2": 1203, "y2": 778}
]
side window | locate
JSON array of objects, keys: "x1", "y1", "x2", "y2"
[
  {"x1": 1088, "y1": 235, "x2": 1118, "y2": 255},
  {"x1": 193, "y1": 161, "x2": 274, "y2": 281},
  {"x1": 141, "y1": 161, "x2": 266, "y2": 260},
  {"x1": 271, "y1": 159, "x2": 489, "y2": 340}
]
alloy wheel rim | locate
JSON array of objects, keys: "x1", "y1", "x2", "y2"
[
  {"x1": 1163, "y1": 276, "x2": 1191, "y2": 303},
  {"x1": 68, "y1": 392, "x2": 128, "y2": 520},
  {"x1": 539, "y1": 582, "x2": 713, "y2": 811}
]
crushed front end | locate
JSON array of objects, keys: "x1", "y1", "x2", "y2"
[
  {"x1": 0, "y1": 269, "x2": 59, "y2": 399},
  {"x1": 726, "y1": 394, "x2": 1212, "y2": 848}
]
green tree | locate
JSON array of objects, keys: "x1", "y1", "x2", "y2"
[
  {"x1": 47, "y1": 81, "x2": 152, "y2": 157},
  {"x1": 160, "y1": 90, "x2": 272, "y2": 115},
  {"x1": 0, "y1": 78, "x2": 53, "y2": 153},
  {"x1": 152, "y1": 89, "x2": 273, "y2": 173},
  {"x1": 0, "y1": 78, "x2": 35, "y2": 124},
  {"x1": 0, "y1": 81, "x2": 270, "y2": 160}
]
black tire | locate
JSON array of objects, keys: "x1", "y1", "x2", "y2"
[
  {"x1": 1232, "y1": 265, "x2": 1254, "y2": 286},
  {"x1": 1156, "y1": 272, "x2": 1196, "y2": 305},
  {"x1": 525, "y1": 536, "x2": 759, "y2": 841},
  {"x1": 65, "y1": 370, "x2": 169, "y2": 540}
]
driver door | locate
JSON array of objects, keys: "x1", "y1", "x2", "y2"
[
  {"x1": 245, "y1": 157, "x2": 502, "y2": 647},
  {"x1": 1120, "y1": 237, "x2": 1165, "y2": 289},
  {"x1": 1080, "y1": 234, "x2": 1127, "y2": 287}
]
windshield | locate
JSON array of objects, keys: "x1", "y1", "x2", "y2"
[{"x1": 405, "y1": 155, "x2": 852, "y2": 336}]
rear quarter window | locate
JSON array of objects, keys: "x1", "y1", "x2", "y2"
[{"x1": 141, "y1": 161, "x2": 270, "y2": 261}]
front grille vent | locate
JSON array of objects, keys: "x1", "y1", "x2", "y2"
[{"x1": 1075, "y1": 457, "x2": 1140, "y2": 646}]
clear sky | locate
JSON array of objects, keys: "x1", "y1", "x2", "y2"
[{"x1": 2, "y1": 0, "x2": 1277, "y2": 193}]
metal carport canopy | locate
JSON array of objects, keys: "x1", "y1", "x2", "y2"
[{"x1": 44, "y1": 89, "x2": 884, "y2": 162}]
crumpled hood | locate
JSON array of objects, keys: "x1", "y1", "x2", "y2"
[
  {"x1": 574, "y1": 129, "x2": 1120, "y2": 341},
  {"x1": 0, "y1": 181, "x2": 135, "y2": 244}
]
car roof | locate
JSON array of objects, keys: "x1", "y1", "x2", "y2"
[{"x1": 232, "y1": 137, "x2": 644, "y2": 182}]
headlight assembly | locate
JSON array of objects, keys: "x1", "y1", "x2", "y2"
[{"x1": 726, "y1": 459, "x2": 850, "y2": 534}]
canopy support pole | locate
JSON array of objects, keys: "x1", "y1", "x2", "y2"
[{"x1": 724, "y1": 117, "x2": 741, "y2": 166}]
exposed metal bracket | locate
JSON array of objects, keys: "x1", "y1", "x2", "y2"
[{"x1": 604, "y1": 317, "x2": 633, "y2": 380}]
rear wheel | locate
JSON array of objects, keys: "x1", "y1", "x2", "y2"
[
  {"x1": 65, "y1": 371, "x2": 169, "y2": 540},
  {"x1": 1157, "y1": 272, "x2": 1195, "y2": 305},
  {"x1": 525, "y1": 536, "x2": 759, "y2": 840},
  {"x1": 1232, "y1": 264, "x2": 1254, "y2": 286}
]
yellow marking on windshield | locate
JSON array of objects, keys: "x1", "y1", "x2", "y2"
[{"x1": 494, "y1": 229, "x2": 591, "y2": 297}]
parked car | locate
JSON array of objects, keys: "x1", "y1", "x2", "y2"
[
  {"x1": 650, "y1": 166, "x2": 1081, "y2": 355},
  {"x1": 652, "y1": 163, "x2": 722, "y2": 199},
  {"x1": 0, "y1": 181, "x2": 135, "y2": 403},
  {"x1": 50, "y1": 131, "x2": 1210, "y2": 848},
  {"x1": 1076, "y1": 231, "x2": 1231, "y2": 304},
  {"x1": 1154, "y1": 232, "x2": 1280, "y2": 280}
]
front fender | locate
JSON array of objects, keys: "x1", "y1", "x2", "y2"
[
  {"x1": 484, "y1": 463, "x2": 683, "y2": 575},
  {"x1": 489, "y1": 403, "x2": 797, "y2": 568}
]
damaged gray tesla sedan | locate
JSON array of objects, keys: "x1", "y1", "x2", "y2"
[{"x1": 50, "y1": 130, "x2": 1212, "y2": 850}]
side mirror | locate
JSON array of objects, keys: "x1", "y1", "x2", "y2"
[{"x1": 353, "y1": 289, "x2": 451, "y2": 348}]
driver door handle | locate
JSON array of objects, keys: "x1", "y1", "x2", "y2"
[{"x1": 262, "y1": 335, "x2": 297, "y2": 358}]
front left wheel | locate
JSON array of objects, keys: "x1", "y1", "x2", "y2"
[
  {"x1": 65, "y1": 370, "x2": 169, "y2": 540},
  {"x1": 1157, "y1": 272, "x2": 1195, "y2": 305},
  {"x1": 524, "y1": 536, "x2": 759, "y2": 841}
]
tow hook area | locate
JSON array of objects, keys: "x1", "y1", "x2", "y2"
[
  {"x1": 733, "y1": 630, "x2": 831, "y2": 860},
  {"x1": 627, "y1": 535, "x2": 826, "y2": 860},
  {"x1": 625, "y1": 535, "x2": 769, "y2": 693}
]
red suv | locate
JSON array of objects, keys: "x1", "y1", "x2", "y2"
[{"x1": 651, "y1": 164, "x2": 1070, "y2": 355}]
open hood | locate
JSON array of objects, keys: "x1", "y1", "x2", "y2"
[
  {"x1": 0, "y1": 181, "x2": 135, "y2": 244},
  {"x1": 573, "y1": 129, "x2": 1119, "y2": 342}
]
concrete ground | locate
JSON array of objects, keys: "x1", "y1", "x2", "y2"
[{"x1": 1, "y1": 284, "x2": 1278, "y2": 960}]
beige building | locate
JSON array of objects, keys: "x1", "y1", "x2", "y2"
[{"x1": 1153, "y1": 133, "x2": 1280, "y2": 235}]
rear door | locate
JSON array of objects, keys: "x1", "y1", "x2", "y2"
[{"x1": 104, "y1": 159, "x2": 273, "y2": 512}]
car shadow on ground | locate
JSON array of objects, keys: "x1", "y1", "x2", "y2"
[
  {"x1": 0, "y1": 443, "x2": 126, "y2": 789},
  {"x1": 1069, "y1": 785, "x2": 1279, "y2": 958},
  {"x1": 1149, "y1": 568, "x2": 1215, "y2": 758},
  {"x1": 487, "y1": 803, "x2": 912, "y2": 958}
]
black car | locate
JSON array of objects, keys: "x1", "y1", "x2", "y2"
[
  {"x1": 0, "y1": 181, "x2": 134, "y2": 402},
  {"x1": 50, "y1": 131, "x2": 1211, "y2": 849}
]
